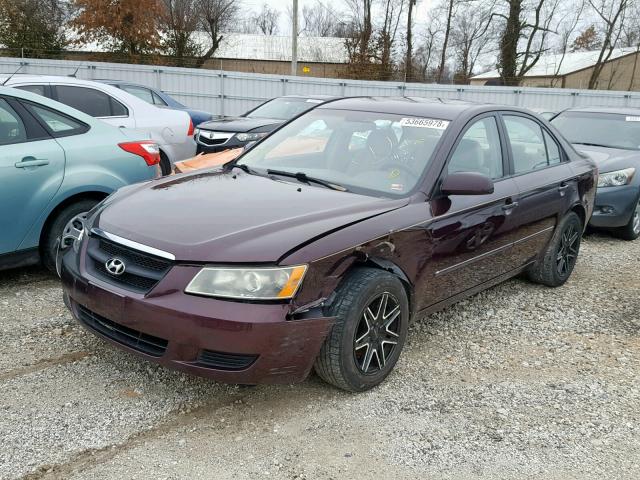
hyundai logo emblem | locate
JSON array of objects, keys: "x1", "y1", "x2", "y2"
[{"x1": 105, "y1": 257, "x2": 126, "y2": 276}]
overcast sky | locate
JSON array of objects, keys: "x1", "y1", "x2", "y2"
[{"x1": 242, "y1": 0, "x2": 435, "y2": 35}]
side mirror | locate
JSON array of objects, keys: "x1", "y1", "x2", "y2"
[{"x1": 440, "y1": 172, "x2": 494, "y2": 196}]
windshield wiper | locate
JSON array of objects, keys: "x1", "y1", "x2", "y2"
[
  {"x1": 266, "y1": 169, "x2": 348, "y2": 192},
  {"x1": 573, "y1": 142, "x2": 615, "y2": 149}
]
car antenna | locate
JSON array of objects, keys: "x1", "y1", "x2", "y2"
[
  {"x1": 1, "y1": 64, "x2": 24, "y2": 86},
  {"x1": 68, "y1": 62, "x2": 84, "y2": 78}
]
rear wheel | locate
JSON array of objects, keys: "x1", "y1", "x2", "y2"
[
  {"x1": 528, "y1": 211, "x2": 582, "y2": 287},
  {"x1": 314, "y1": 268, "x2": 409, "y2": 392},
  {"x1": 41, "y1": 199, "x2": 98, "y2": 273},
  {"x1": 159, "y1": 151, "x2": 172, "y2": 176},
  {"x1": 614, "y1": 198, "x2": 640, "y2": 241}
]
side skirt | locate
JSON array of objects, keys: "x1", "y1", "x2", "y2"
[
  {"x1": 0, "y1": 248, "x2": 40, "y2": 272},
  {"x1": 415, "y1": 262, "x2": 535, "y2": 319}
]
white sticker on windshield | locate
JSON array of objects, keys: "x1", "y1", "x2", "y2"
[
  {"x1": 625, "y1": 116, "x2": 640, "y2": 122},
  {"x1": 400, "y1": 117, "x2": 450, "y2": 129}
]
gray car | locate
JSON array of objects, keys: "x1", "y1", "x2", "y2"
[{"x1": 551, "y1": 107, "x2": 640, "y2": 240}]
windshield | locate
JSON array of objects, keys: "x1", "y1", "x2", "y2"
[
  {"x1": 238, "y1": 109, "x2": 449, "y2": 197},
  {"x1": 551, "y1": 111, "x2": 640, "y2": 150},
  {"x1": 247, "y1": 97, "x2": 325, "y2": 120}
]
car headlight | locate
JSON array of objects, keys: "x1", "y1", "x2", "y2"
[
  {"x1": 235, "y1": 132, "x2": 268, "y2": 142},
  {"x1": 194, "y1": 128, "x2": 200, "y2": 138},
  {"x1": 185, "y1": 265, "x2": 307, "y2": 300},
  {"x1": 598, "y1": 168, "x2": 635, "y2": 187}
]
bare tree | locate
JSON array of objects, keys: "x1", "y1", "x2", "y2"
[
  {"x1": 344, "y1": 0, "x2": 374, "y2": 66},
  {"x1": 196, "y1": 0, "x2": 239, "y2": 67},
  {"x1": 450, "y1": 0, "x2": 497, "y2": 83},
  {"x1": 549, "y1": 1, "x2": 585, "y2": 87},
  {"x1": 253, "y1": 3, "x2": 279, "y2": 35},
  {"x1": 497, "y1": 0, "x2": 562, "y2": 86},
  {"x1": 414, "y1": 18, "x2": 442, "y2": 81},
  {"x1": 621, "y1": 0, "x2": 639, "y2": 90},
  {"x1": 375, "y1": 0, "x2": 406, "y2": 79},
  {"x1": 587, "y1": 0, "x2": 629, "y2": 89},
  {"x1": 301, "y1": 1, "x2": 343, "y2": 37},
  {"x1": 160, "y1": 0, "x2": 202, "y2": 64}
]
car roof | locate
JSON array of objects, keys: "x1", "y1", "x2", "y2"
[
  {"x1": 318, "y1": 96, "x2": 493, "y2": 121},
  {"x1": 562, "y1": 106, "x2": 640, "y2": 115},
  {"x1": 278, "y1": 94, "x2": 338, "y2": 100}
]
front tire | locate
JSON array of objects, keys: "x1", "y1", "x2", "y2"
[
  {"x1": 41, "y1": 199, "x2": 98, "y2": 273},
  {"x1": 528, "y1": 211, "x2": 582, "y2": 287},
  {"x1": 614, "y1": 198, "x2": 640, "y2": 241},
  {"x1": 314, "y1": 268, "x2": 409, "y2": 392}
]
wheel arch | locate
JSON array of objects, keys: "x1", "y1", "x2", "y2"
[
  {"x1": 570, "y1": 202, "x2": 587, "y2": 231},
  {"x1": 355, "y1": 256, "x2": 417, "y2": 320},
  {"x1": 38, "y1": 190, "x2": 110, "y2": 248}
]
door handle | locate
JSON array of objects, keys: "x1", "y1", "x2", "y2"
[
  {"x1": 15, "y1": 157, "x2": 49, "y2": 168},
  {"x1": 502, "y1": 201, "x2": 519, "y2": 212},
  {"x1": 558, "y1": 183, "x2": 570, "y2": 196}
]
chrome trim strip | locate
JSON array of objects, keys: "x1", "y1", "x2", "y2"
[
  {"x1": 435, "y1": 243, "x2": 512, "y2": 276},
  {"x1": 435, "y1": 226, "x2": 555, "y2": 276},
  {"x1": 90, "y1": 228, "x2": 176, "y2": 261},
  {"x1": 513, "y1": 226, "x2": 554, "y2": 245}
]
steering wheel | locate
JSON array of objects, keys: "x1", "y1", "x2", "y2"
[{"x1": 377, "y1": 162, "x2": 419, "y2": 179}]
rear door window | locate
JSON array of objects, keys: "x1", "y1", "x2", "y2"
[
  {"x1": 55, "y1": 86, "x2": 128, "y2": 118},
  {"x1": 15, "y1": 85, "x2": 48, "y2": 97},
  {"x1": 152, "y1": 91, "x2": 168, "y2": 106},
  {"x1": 0, "y1": 99, "x2": 27, "y2": 145},
  {"x1": 503, "y1": 116, "x2": 552, "y2": 174},
  {"x1": 121, "y1": 85, "x2": 154, "y2": 104},
  {"x1": 27, "y1": 104, "x2": 89, "y2": 137}
]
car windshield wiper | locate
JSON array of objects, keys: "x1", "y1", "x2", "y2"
[
  {"x1": 573, "y1": 142, "x2": 616, "y2": 149},
  {"x1": 266, "y1": 169, "x2": 348, "y2": 192}
]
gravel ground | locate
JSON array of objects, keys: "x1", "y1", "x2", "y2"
[{"x1": 0, "y1": 233, "x2": 639, "y2": 480}]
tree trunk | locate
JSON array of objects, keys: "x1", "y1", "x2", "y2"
[
  {"x1": 499, "y1": 0, "x2": 522, "y2": 86},
  {"x1": 437, "y1": 0, "x2": 454, "y2": 83},
  {"x1": 406, "y1": 0, "x2": 414, "y2": 82}
]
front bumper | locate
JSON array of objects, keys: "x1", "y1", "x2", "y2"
[
  {"x1": 589, "y1": 185, "x2": 640, "y2": 229},
  {"x1": 60, "y1": 250, "x2": 334, "y2": 384}
]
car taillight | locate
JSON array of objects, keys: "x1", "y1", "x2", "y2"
[
  {"x1": 187, "y1": 118, "x2": 194, "y2": 137},
  {"x1": 119, "y1": 141, "x2": 161, "y2": 166}
]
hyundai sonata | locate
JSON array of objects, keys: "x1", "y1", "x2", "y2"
[{"x1": 60, "y1": 97, "x2": 597, "y2": 391}]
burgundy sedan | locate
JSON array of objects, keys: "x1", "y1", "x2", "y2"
[{"x1": 59, "y1": 98, "x2": 597, "y2": 391}]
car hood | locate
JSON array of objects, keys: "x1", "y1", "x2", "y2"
[
  {"x1": 575, "y1": 145, "x2": 640, "y2": 172},
  {"x1": 95, "y1": 170, "x2": 408, "y2": 263},
  {"x1": 197, "y1": 117, "x2": 281, "y2": 133}
]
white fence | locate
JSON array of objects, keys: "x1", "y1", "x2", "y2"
[{"x1": 2, "y1": 56, "x2": 640, "y2": 116}]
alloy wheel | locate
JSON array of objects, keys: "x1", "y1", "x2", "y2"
[
  {"x1": 633, "y1": 201, "x2": 640, "y2": 236},
  {"x1": 353, "y1": 292, "x2": 402, "y2": 374},
  {"x1": 60, "y1": 212, "x2": 88, "y2": 250},
  {"x1": 556, "y1": 222, "x2": 580, "y2": 277}
]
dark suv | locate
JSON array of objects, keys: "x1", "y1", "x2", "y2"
[{"x1": 60, "y1": 97, "x2": 597, "y2": 391}]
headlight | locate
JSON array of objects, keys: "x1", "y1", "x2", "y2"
[
  {"x1": 235, "y1": 132, "x2": 268, "y2": 142},
  {"x1": 194, "y1": 128, "x2": 200, "y2": 137},
  {"x1": 185, "y1": 265, "x2": 307, "y2": 300},
  {"x1": 598, "y1": 168, "x2": 635, "y2": 187}
]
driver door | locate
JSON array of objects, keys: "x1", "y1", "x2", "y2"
[{"x1": 419, "y1": 115, "x2": 523, "y2": 306}]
